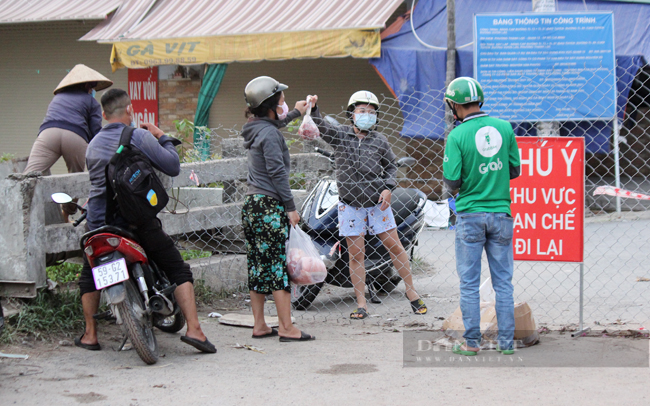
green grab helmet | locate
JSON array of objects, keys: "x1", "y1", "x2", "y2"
[{"x1": 444, "y1": 77, "x2": 484, "y2": 105}]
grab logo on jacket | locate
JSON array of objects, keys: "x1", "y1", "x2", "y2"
[
  {"x1": 475, "y1": 126, "x2": 502, "y2": 158},
  {"x1": 479, "y1": 158, "x2": 504, "y2": 174}
]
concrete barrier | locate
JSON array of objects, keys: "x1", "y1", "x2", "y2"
[{"x1": 0, "y1": 153, "x2": 331, "y2": 297}]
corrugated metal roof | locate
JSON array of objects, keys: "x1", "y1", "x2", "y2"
[
  {"x1": 0, "y1": 0, "x2": 122, "y2": 24},
  {"x1": 82, "y1": 0, "x2": 404, "y2": 42},
  {"x1": 81, "y1": 0, "x2": 156, "y2": 41}
]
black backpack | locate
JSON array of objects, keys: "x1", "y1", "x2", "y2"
[{"x1": 105, "y1": 126, "x2": 169, "y2": 226}]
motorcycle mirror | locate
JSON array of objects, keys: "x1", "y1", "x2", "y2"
[
  {"x1": 397, "y1": 157, "x2": 416, "y2": 168},
  {"x1": 51, "y1": 193, "x2": 73, "y2": 204}
]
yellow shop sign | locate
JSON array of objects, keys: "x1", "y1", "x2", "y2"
[{"x1": 110, "y1": 29, "x2": 381, "y2": 71}]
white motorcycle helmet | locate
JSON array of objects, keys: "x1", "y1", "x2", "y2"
[{"x1": 346, "y1": 90, "x2": 380, "y2": 128}]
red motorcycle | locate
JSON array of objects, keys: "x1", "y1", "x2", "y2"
[{"x1": 52, "y1": 193, "x2": 185, "y2": 365}]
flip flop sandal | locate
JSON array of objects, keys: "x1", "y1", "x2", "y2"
[
  {"x1": 279, "y1": 331, "x2": 316, "y2": 342},
  {"x1": 410, "y1": 298, "x2": 428, "y2": 315},
  {"x1": 252, "y1": 328, "x2": 279, "y2": 339},
  {"x1": 180, "y1": 336, "x2": 217, "y2": 353},
  {"x1": 74, "y1": 334, "x2": 101, "y2": 351},
  {"x1": 452, "y1": 343, "x2": 479, "y2": 356},
  {"x1": 496, "y1": 345, "x2": 515, "y2": 355},
  {"x1": 350, "y1": 307, "x2": 369, "y2": 320}
]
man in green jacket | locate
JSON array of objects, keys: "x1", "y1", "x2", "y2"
[{"x1": 442, "y1": 77, "x2": 521, "y2": 356}]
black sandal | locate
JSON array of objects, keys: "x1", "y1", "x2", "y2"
[
  {"x1": 252, "y1": 328, "x2": 278, "y2": 339},
  {"x1": 74, "y1": 334, "x2": 101, "y2": 351},
  {"x1": 279, "y1": 331, "x2": 315, "y2": 342},
  {"x1": 410, "y1": 298, "x2": 428, "y2": 315},
  {"x1": 350, "y1": 307, "x2": 369, "y2": 320},
  {"x1": 180, "y1": 336, "x2": 217, "y2": 353}
]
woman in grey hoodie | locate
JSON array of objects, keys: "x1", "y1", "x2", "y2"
[{"x1": 241, "y1": 76, "x2": 314, "y2": 342}]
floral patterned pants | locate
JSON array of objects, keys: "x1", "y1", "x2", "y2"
[{"x1": 241, "y1": 194, "x2": 290, "y2": 294}]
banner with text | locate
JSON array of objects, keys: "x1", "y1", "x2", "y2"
[
  {"x1": 111, "y1": 29, "x2": 380, "y2": 71},
  {"x1": 127, "y1": 67, "x2": 158, "y2": 127},
  {"x1": 474, "y1": 12, "x2": 616, "y2": 122},
  {"x1": 511, "y1": 137, "x2": 584, "y2": 262}
]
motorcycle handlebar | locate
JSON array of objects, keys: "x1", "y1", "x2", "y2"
[
  {"x1": 72, "y1": 212, "x2": 87, "y2": 227},
  {"x1": 314, "y1": 147, "x2": 333, "y2": 158}
]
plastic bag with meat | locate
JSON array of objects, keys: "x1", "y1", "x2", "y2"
[
  {"x1": 286, "y1": 226, "x2": 327, "y2": 285},
  {"x1": 298, "y1": 103, "x2": 320, "y2": 140}
]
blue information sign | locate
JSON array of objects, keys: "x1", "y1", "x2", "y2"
[{"x1": 474, "y1": 12, "x2": 616, "y2": 122}]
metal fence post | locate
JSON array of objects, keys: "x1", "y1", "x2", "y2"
[
  {"x1": 441, "y1": 0, "x2": 456, "y2": 200},
  {"x1": 444, "y1": 0, "x2": 456, "y2": 139},
  {"x1": 571, "y1": 263, "x2": 591, "y2": 337},
  {"x1": 533, "y1": 0, "x2": 560, "y2": 138},
  {"x1": 613, "y1": 119, "x2": 622, "y2": 214}
]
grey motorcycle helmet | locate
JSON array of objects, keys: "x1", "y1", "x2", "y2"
[{"x1": 244, "y1": 76, "x2": 288, "y2": 109}]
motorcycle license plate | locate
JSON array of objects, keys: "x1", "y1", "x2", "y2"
[{"x1": 92, "y1": 258, "x2": 129, "y2": 290}]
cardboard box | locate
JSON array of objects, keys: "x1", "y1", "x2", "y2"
[
  {"x1": 442, "y1": 302, "x2": 539, "y2": 347},
  {"x1": 442, "y1": 302, "x2": 496, "y2": 339}
]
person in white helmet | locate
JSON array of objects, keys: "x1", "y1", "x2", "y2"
[{"x1": 306, "y1": 92, "x2": 427, "y2": 319}]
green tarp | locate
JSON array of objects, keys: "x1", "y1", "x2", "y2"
[{"x1": 193, "y1": 64, "x2": 227, "y2": 160}]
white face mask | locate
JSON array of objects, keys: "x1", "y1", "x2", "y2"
[{"x1": 277, "y1": 102, "x2": 289, "y2": 120}]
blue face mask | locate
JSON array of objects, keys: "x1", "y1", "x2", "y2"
[
  {"x1": 91, "y1": 89, "x2": 96, "y2": 98},
  {"x1": 354, "y1": 113, "x2": 377, "y2": 131}
]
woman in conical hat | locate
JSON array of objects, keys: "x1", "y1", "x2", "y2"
[{"x1": 24, "y1": 64, "x2": 113, "y2": 222}]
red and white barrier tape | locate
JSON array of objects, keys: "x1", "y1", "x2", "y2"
[{"x1": 593, "y1": 186, "x2": 650, "y2": 200}]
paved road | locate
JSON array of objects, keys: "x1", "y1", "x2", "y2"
[
  {"x1": 292, "y1": 213, "x2": 650, "y2": 329},
  {"x1": 1, "y1": 318, "x2": 648, "y2": 406}
]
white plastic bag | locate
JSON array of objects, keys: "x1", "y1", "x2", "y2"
[
  {"x1": 298, "y1": 103, "x2": 320, "y2": 140},
  {"x1": 286, "y1": 225, "x2": 326, "y2": 285}
]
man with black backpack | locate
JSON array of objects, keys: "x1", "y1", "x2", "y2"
[{"x1": 77, "y1": 89, "x2": 216, "y2": 354}]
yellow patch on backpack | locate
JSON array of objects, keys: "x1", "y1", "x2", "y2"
[{"x1": 147, "y1": 189, "x2": 158, "y2": 206}]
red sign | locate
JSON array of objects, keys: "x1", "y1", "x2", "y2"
[
  {"x1": 127, "y1": 67, "x2": 158, "y2": 126},
  {"x1": 511, "y1": 137, "x2": 584, "y2": 262}
]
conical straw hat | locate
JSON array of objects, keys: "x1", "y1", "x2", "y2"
[{"x1": 53, "y1": 64, "x2": 113, "y2": 95}]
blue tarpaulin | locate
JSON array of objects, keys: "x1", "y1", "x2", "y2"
[{"x1": 370, "y1": 0, "x2": 650, "y2": 153}]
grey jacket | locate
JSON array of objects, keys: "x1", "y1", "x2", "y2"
[
  {"x1": 86, "y1": 123, "x2": 181, "y2": 230},
  {"x1": 311, "y1": 106, "x2": 397, "y2": 208},
  {"x1": 241, "y1": 112, "x2": 297, "y2": 212}
]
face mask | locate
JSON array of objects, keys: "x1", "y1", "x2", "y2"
[
  {"x1": 91, "y1": 89, "x2": 96, "y2": 98},
  {"x1": 354, "y1": 113, "x2": 377, "y2": 131},
  {"x1": 277, "y1": 102, "x2": 289, "y2": 120},
  {"x1": 128, "y1": 106, "x2": 136, "y2": 127}
]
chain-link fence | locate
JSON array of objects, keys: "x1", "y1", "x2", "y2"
[{"x1": 168, "y1": 60, "x2": 650, "y2": 328}]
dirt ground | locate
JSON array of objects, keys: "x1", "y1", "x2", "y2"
[{"x1": 1, "y1": 305, "x2": 649, "y2": 406}]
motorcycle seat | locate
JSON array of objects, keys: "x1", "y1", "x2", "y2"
[
  {"x1": 391, "y1": 188, "x2": 421, "y2": 226},
  {"x1": 80, "y1": 225, "x2": 140, "y2": 250}
]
